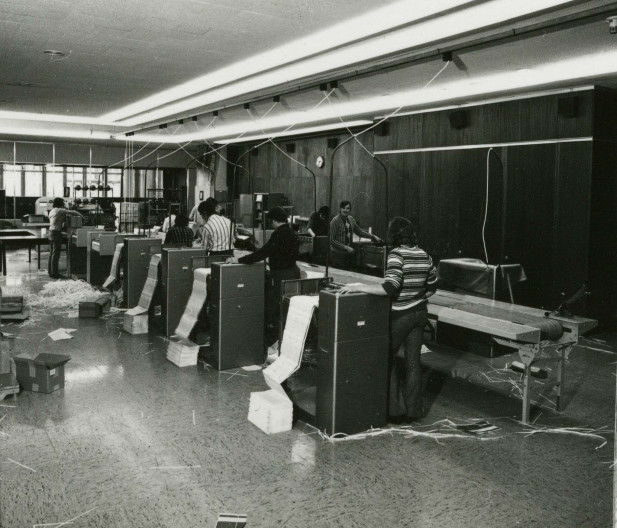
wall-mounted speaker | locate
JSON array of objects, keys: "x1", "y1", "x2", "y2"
[
  {"x1": 374, "y1": 121, "x2": 389, "y2": 136},
  {"x1": 448, "y1": 110, "x2": 468, "y2": 129},
  {"x1": 558, "y1": 96, "x2": 578, "y2": 118},
  {"x1": 286, "y1": 143, "x2": 295, "y2": 153},
  {"x1": 327, "y1": 137, "x2": 339, "y2": 149}
]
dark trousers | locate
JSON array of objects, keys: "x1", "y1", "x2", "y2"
[
  {"x1": 389, "y1": 303, "x2": 428, "y2": 418},
  {"x1": 267, "y1": 266, "x2": 301, "y2": 326},
  {"x1": 330, "y1": 247, "x2": 355, "y2": 270},
  {"x1": 48, "y1": 230, "x2": 63, "y2": 277}
]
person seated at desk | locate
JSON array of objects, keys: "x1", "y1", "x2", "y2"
[
  {"x1": 199, "y1": 197, "x2": 236, "y2": 257},
  {"x1": 226, "y1": 206, "x2": 300, "y2": 343},
  {"x1": 339, "y1": 217, "x2": 437, "y2": 424},
  {"x1": 164, "y1": 213, "x2": 194, "y2": 247},
  {"x1": 47, "y1": 197, "x2": 84, "y2": 279},
  {"x1": 307, "y1": 206, "x2": 330, "y2": 237},
  {"x1": 329, "y1": 200, "x2": 382, "y2": 269}
]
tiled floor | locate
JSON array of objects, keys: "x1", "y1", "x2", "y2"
[{"x1": 0, "y1": 249, "x2": 614, "y2": 527}]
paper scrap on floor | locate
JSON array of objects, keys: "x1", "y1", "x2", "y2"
[
  {"x1": 48, "y1": 328, "x2": 77, "y2": 341},
  {"x1": 454, "y1": 420, "x2": 499, "y2": 435}
]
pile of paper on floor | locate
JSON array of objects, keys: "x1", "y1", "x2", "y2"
[
  {"x1": 166, "y1": 336, "x2": 199, "y2": 367},
  {"x1": 248, "y1": 389, "x2": 293, "y2": 435}
]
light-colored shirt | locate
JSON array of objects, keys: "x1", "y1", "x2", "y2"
[
  {"x1": 202, "y1": 214, "x2": 236, "y2": 253},
  {"x1": 48, "y1": 208, "x2": 72, "y2": 232},
  {"x1": 161, "y1": 215, "x2": 176, "y2": 233},
  {"x1": 189, "y1": 204, "x2": 206, "y2": 226}
]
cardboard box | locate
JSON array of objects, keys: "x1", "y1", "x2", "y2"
[
  {"x1": 95, "y1": 295, "x2": 111, "y2": 313},
  {"x1": 14, "y1": 353, "x2": 71, "y2": 394},
  {"x1": 123, "y1": 311, "x2": 148, "y2": 334},
  {"x1": 79, "y1": 301, "x2": 102, "y2": 318}
]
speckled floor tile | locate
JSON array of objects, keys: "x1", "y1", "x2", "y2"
[{"x1": 0, "y1": 253, "x2": 614, "y2": 527}]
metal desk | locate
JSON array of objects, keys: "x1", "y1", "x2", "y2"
[{"x1": 0, "y1": 230, "x2": 50, "y2": 276}]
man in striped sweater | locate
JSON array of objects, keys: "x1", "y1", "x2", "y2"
[
  {"x1": 339, "y1": 217, "x2": 437, "y2": 424},
  {"x1": 198, "y1": 197, "x2": 236, "y2": 256}
]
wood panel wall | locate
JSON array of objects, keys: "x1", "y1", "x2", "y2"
[{"x1": 227, "y1": 87, "x2": 617, "y2": 322}]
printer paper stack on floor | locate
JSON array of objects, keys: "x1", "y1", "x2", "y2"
[
  {"x1": 166, "y1": 337, "x2": 199, "y2": 367},
  {"x1": 248, "y1": 390, "x2": 293, "y2": 434}
]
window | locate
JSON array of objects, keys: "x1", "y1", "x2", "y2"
[
  {"x1": 107, "y1": 168, "x2": 122, "y2": 197},
  {"x1": 24, "y1": 165, "x2": 43, "y2": 196},
  {"x1": 86, "y1": 167, "x2": 104, "y2": 192},
  {"x1": 3, "y1": 164, "x2": 22, "y2": 196},
  {"x1": 66, "y1": 166, "x2": 84, "y2": 196},
  {"x1": 46, "y1": 165, "x2": 64, "y2": 197}
]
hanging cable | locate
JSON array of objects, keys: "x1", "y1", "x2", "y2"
[{"x1": 482, "y1": 147, "x2": 504, "y2": 267}]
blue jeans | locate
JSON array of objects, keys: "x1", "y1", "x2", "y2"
[
  {"x1": 48, "y1": 230, "x2": 63, "y2": 277},
  {"x1": 389, "y1": 303, "x2": 427, "y2": 418}
]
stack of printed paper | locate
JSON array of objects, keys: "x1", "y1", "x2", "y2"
[
  {"x1": 248, "y1": 389, "x2": 293, "y2": 434},
  {"x1": 166, "y1": 336, "x2": 199, "y2": 367}
]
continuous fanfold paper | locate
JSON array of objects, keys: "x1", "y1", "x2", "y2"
[
  {"x1": 249, "y1": 295, "x2": 319, "y2": 434},
  {"x1": 103, "y1": 243, "x2": 124, "y2": 289}
]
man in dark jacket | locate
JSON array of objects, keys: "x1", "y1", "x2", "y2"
[{"x1": 226, "y1": 206, "x2": 300, "y2": 340}]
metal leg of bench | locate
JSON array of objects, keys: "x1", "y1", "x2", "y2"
[
  {"x1": 28, "y1": 247, "x2": 31, "y2": 262},
  {"x1": 556, "y1": 347, "x2": 566, "y2": 412},
  {"x1": 522, "y1": 365, "x2": 531, "y2": 424}
]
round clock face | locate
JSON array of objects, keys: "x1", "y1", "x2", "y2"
[{"x1": 316, "y1": 155, "x2": 325, "y2": 168}]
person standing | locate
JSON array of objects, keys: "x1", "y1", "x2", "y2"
[
  {"x1": 307, "y1": 205, "x2": 330, "y2": 237},
  {"x1": 226, "y1": 207, "x2": 300, "y2": 342},
  {"x1": 329, "y1": 200, "x2": 382, "y2": 269},
  {"x1": 339, "y1": 217, "x2": 437, "y2": 424},
  {"x1": 47, "y1": 198, "x2": 84, "y2": 279},
  {"x1": 199, "y1": 197, "x2": 235, "y2": 256},
  {"x1": 189, "y1": 201, "x2": 206, "y2": 235}
]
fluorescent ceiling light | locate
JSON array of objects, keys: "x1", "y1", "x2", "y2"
[
  {"x1": 0, "y1": 110, "x2": 119, "y2": 127},
  {"x1": 102, "y1": 0, "x2": 476, "y2": 122},
  {"x1": 214, "y1": 120, "x2": 373, "y2": 145},
  {"x1": 129, "y1": 47, "x2": 617, "y2": 144},
  {"x1": 105, "y1": 0, "x2": 575, "y2": 125},
  {"x1": 0, "y1": 125, "x2": 112, "y2": 141}
]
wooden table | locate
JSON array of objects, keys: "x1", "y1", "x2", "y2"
[
  {"x1": 0, "y1": 230, "x2": 50, "y2": 276},
  {"x1": 425, "y1": 290, "x2": 597, "y2": 422}
]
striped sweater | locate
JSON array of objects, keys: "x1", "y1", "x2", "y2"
[
  {"x1": 202, "y1": 214, "x2": 235, "y2": 253},
  {"x1": 383, "y1": 245, "x2": 438, "y2": 310}
]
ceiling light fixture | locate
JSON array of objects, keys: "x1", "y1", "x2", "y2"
[
  {"x1": 213, "y1": 120, "x2": 372, "y2": 145},
  {"x1": 103, "y1": 0, "x2": 577, "y2": 125}
]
